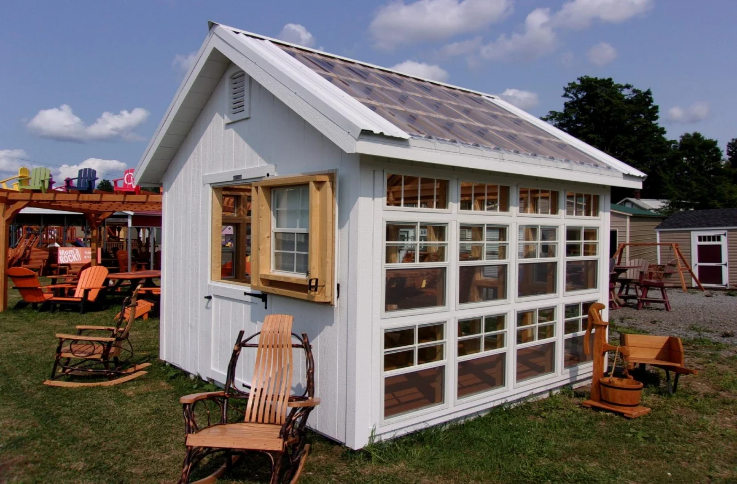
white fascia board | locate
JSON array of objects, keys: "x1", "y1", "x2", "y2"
[
  {"x1": 355, "y1": 137, "x2": 644, "y2": 189},
  {"x1": 486, "y1": 97, "x2": 648, "y2": 179},
  {"x1": 228, "y1": 32, "x2": 409, "y2": 141},
  {"x1": 657, "y1": 226, "x2": 737, "y2": 232}
]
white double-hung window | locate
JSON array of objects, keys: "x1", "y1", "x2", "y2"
[{"x1": 272, "y1": 185, "x2": 310, "y2": 275}]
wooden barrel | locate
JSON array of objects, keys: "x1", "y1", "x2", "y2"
[{"x1": 600, "y1": 377, "x2": 643, "y2": 407}]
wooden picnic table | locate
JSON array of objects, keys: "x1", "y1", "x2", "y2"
[
  {"x1": 107, "y1": 270, "x2": 161, "y2": 291},
  {"x1": 609, "y1": 265, "x2": 640, "y2": 309}
]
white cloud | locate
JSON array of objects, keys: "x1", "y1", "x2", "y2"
[
  {"x1": 172, "y1": 51, "x2": 198, "y2": 73},
  {"x1": 479, "y1": 8, "x2": 558, "y2": 62},
  {"x1": 666, "y1": 102, "x2": 711, "y2": 124},
  {"x1": 56, "y1": 158, "x2": 128, "y2": 181},
  {"x1": 26, "y1": 104, "x2": 149, "y2": 143},
  {"x1": 370, "y1": 0, "x2": 512, "y2": 49},
  {"x1": 498, "y1": 89, "x2": 539, "y2": 110},
  {"x1": 553, "y1": 0, "x2": 654, "y2": 29},
  {"x1": 436, "y1": 37, "x2": 482, "y2": 58},
  {"x1": 390, "y1": 61, "x2": 450, "y2": 82},
  {"x1": 0, "y1": 149, "x2": 30, "y2": 173},
  {"x1": 587, "y1": 42, "x2": 617, "y2": 66},
  {"x1": 277, "y1": 24, "x2": 316, "y2": 48}
]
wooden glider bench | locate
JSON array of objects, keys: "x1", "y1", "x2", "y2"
[{"x1": 620, "y1": 334, "x2": 697, "y2": 394}]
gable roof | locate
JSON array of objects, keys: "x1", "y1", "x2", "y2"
[
  {"x1": 657, "y1": 208, "x2": 737, "y2": 230},
  {"x1": 611, "y1": 203, "x2": 664, "y2": 218},
  {"x1": 617, "y1": 197, "x2": 668, "y2": 211},
  {"x1": 135, "y1": 22, "x2": 646, "y2": 188}
]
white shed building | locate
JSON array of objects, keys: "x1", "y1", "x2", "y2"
[{"x1": 135, "y1": 22, "x2": 645, "y2": 450}]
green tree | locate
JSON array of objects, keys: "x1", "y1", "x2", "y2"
[
  {"x1": 727, "y1": 138, "x2": 737, "y2": 169},
  {"x1": 665, "y1": 132, "x2": 737, "y2": 211},
  {"x1": 543, "y1": 76, "x2": 672, "y2": 200},
  {"x1": 97, "y1": 179, "x2": 113, "y2": 192}
]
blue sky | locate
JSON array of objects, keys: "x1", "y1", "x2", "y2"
[{"x1": 1, "y1": 0, "x2": 735, "y2": 182}]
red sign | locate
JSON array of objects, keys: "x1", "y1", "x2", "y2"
[{"x1": 57, "y1": 247, "x2": 92, "y2": 265}]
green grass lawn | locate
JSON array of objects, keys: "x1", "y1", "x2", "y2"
[{"x1": 1, "y1": 288, "x2": 736, "y2": 483}]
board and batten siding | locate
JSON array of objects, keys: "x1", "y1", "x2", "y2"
[{"x1": 160, "y1": 65, "x2": 363, "y2": 445}]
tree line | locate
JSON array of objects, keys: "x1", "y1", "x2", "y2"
[{"x1": 543, "y1": 76, "x2": 737, "y2": 213}]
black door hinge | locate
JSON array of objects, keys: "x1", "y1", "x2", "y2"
[
  {"x1": 337, "y1": 283, "x2": 340, "y2": 299},
  {"x1": 244, "y1": 291, "x2": 267, "y2": 309}
]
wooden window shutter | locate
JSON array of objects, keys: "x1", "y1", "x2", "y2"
[{"x1": 251, "y1": 173, "x2": 336, "y2": 304}]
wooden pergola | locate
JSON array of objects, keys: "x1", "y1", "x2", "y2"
[{"x1": 0, "y1": 191, "x2": 162, "y2": 311}]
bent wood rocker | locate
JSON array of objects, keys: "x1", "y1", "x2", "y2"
[
  {"x1": 7, "y1": 267, "x2": 54, "y2": 309},
  {"x1": 44, "y1": 288, "x2": 151, "y2": 387},
  {"x1": 47, "y1": 266, "x2": 109, "y2": 313},
  {"x1": 178, "y1": 314, "x2": 320, "y2": 484}
]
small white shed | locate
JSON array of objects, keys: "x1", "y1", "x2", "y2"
[{"x1": 135, "y1": 22, "x2": 645, "y2": 449}]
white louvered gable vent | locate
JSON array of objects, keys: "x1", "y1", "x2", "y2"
[{"x1": 226, "y1": 70, "x2": 250, "y2": 123}]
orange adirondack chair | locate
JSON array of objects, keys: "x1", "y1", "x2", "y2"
[
  {"x1": 178, "y1": 314, "x2": 319, "y2": 483},
  {"x1": 7, "y1": 267, "x2": 54, "y2": 309},
  {"x1": 47, "y1": 266, "x2": 109, "y2": 313}
]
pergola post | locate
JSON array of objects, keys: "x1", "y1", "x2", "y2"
[
  {"x1": 84, "y1": 212, "x2": 113, "y2": 267},
  {"x1": 0, "y1": 201, "x2": 29, "y2": 311}
]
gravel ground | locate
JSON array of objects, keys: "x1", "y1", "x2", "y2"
[{"x1": 609, "y1": 289, "x2": 737, "y2": 345}]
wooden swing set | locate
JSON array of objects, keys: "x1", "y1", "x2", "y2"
[{"x1": 612, "y1": 242, "x2": 704, "y2": 292}]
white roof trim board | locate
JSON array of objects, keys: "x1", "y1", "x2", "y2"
[{"x1": 135, "y1": 21, "x2": 645, "y2": 188}]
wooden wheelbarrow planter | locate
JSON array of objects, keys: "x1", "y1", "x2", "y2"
[{"x1": 620, "y1": 334, "x2": 697, "y2": 394}]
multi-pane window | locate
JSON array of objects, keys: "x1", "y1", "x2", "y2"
[
  {"x1": 565, "y1": 192, "x2": 600, "y2": 217},
  {"x1": 386, "y1": 174, "x2": 448, "y2": 209},
  {"x1": 212, "y1": 184, "x2": 252, "y2": 284},
  {"x1": 459, "y1": 182, "x2": 510, "y2": 212},
  {"x1": 272, "y1": 186, "x2": 309, "y2": 274},
  {"x1": 385, "y1": 222, "x2": 448, "y2": 312},
  {"x1": 564, "y1": 302, "x2": 595, "y2": 368},
  {"x1": 457, "y1": 315, "x2": 507, "y2": 398},
  {"x1": 518, "y1": 226, "x2": 558, "y2": 297},
  {"x1": 565, "y1": 227, "x2": 598, "y2": 292},
  {"x1": 516, "y1": 307, "x2": 557, "y2": 382},
  {"x1": 519, "y1": 187, "x2": 559, "y2": 215},
  {"x1": 383, "y1": 323, "x2": 446, "y2": 418},
  {"x1": 459, "y1": 225, "x2": 508, "y2": 304}
]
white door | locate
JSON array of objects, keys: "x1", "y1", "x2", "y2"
[{"x1": 691, "y1": 231, "x2": 728, "y2": 287}]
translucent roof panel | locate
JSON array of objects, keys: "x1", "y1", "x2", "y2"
[{"x1": 278, "y1": 44, "x2": 608, "y2": 169}]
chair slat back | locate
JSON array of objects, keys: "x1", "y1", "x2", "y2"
[
  {"x1": 116, "y1": 250, "x2": 129, "y2": 272},
  {"x1": 122, "y1": 169, "x2": 135, "y2": 190},
  {"x1": 116, "y1": 287, "x2": 141, "y2": 344},
  {"x1": 78, "y1": 168, "x2": 97, "y2": 191},
  {"x1": 7, "y1": 267, "x2": 47, "y2": 303},
  {"x1": 625, "y1": 259, "x2": 648, "y2": 280},
  {"x1": 74, "y1": 266, "x2": 109, "y2": 301},
  {"x1": 244, "y1": 314, "x2": 294, "y2": 425},
  {"x1": 28, "y1": 167, "x2": 51, "y2": 191}
]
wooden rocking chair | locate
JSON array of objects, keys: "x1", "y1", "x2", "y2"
[
  {"x1": 178, "y1": 314, "x2": 320, "y2": 484},
  {"x1": 44, "y1": 287, "x2": 151, "y2": 387}
]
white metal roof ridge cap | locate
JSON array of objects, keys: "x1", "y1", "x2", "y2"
[
  {"x1": 484, "y1": 96, "x2": 647, "y2": 178},
  {"x1": 211, "y1": 22, "x2": 502, "y2": 101},
  {"x1": 135, "y1": 30, "x2": 218, "y2": 182},
  {"x1": 250, "y1": 37, "x2": 410, "y2": 140}
]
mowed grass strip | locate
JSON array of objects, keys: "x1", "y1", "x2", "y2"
[{"x1": 0, "y1": 287, "x2": 736, "y2": 483}]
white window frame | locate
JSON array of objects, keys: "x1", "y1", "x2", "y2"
[
  {"x1": 457, "y1": 223, "x2": 510, "y2": 308},
  {"x1": 517, "y1": 186, "x2": 561, "y2": 217},
  {"x1": 384, "y1": 171, "x2": 452, "y2": 213},
  {"x1": 562, "y1": 300, "x2": 596, "y2": 370},
  {"x1": 565, "y1": 191, "x2": 601, "y2": 218},
  {"x1": 513, "y1": 306, "x2": 559, "y2": 387},
  {"x1": 381, "y1": 321, "x2": 448, "y2": 423},
  {"x1": 455, "y1": 313, "x2": 509, "y2": 402},
  {"x1": 564, "y1": 226, "x2": 600, "y2": 295},
  {"x1": 517, "y1": 224, "x2": 560, "y2": 300},
  {"x1": 270, "y1": 185, "x2": 310, "y2": 277},
  {"x1": 458, "y1": 180, "x2": 511, "y2": 213}
]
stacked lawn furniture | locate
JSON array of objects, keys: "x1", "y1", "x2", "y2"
[
  {"x1": 637, "y1": 260, "x2": 678, "y2": 311},
  {"x1": 7, "y1": 267, "x2": 55, "y2": 309},
  {"x1": 0, "y1": 167, "x2": 30, "y2": 190},
  {"x1": 44, "y1": 288, "x2": 151, "y2": 387},
  {"x1": 113, "y1": 168, "x2": 141, "y2": 194},
  {"x1": 616, "y1": 259, "x2": 649, "y2": 305},
  {"x1": 63, "y1": 168, "x2": 98, "y2": 193},
  {"x1": 620, "y1": 333, "x2": 697, "y2": 394},
  {"x1": 20, "y1": 247, "x2": 50, "y2": 275},
  {"x1": 46, "y1": 266, "x2": 109, "y2": 313},
  {"x1": 178, "y1": 314, "x2": 320, "y2": 484},
  {"x1": 18, "y1": 167, "x2": 53, "y2": 192}
]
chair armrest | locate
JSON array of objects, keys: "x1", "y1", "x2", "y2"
[
  {"x1": 55, "y1": 333, "x2": 116, "y2": 342},
  {"x1": 45, "y1": 284, "x2": 76, "y2": 289},
  {"x1": 287, "y1": 397, "x2": 321, "y2": 408},
  {"x1": 75, "y1": 325, "x2": 118, "y2": 331},
  {"x1": 180, "y1": 391, "x2": 227, "y2": 404}
]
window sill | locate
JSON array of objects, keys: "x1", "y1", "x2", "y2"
[{"x1": 260, "y1": 273, "x2": 309, "y2": 285}]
